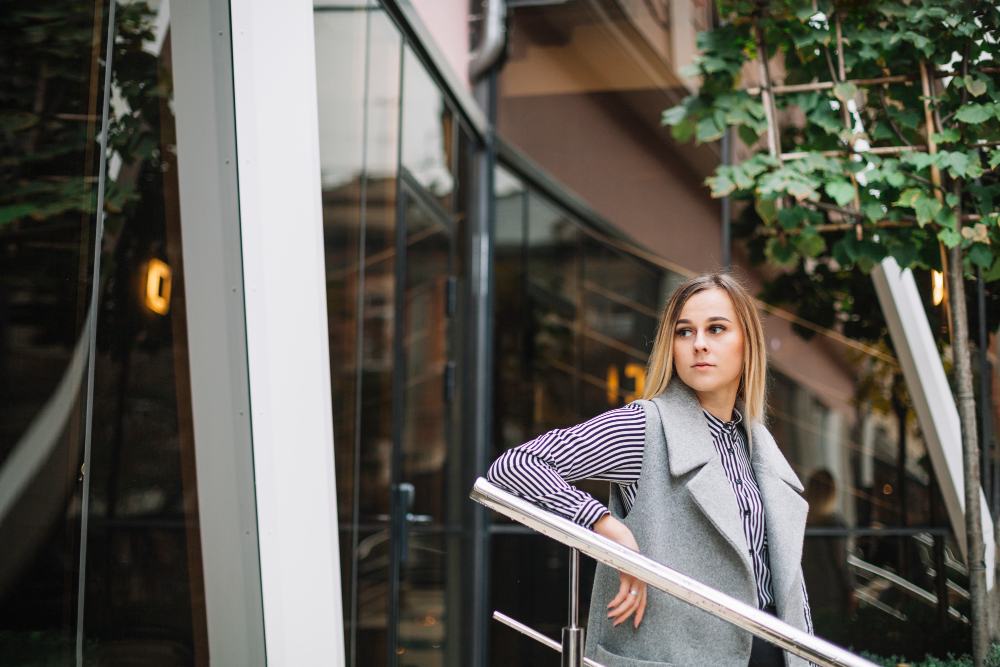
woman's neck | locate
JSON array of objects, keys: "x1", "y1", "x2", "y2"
[{"x1": 695, "y1": 381, "x2": 740, "y2": 422}]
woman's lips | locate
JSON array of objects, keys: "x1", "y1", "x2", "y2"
[{"x1": 693, "y1": 363, "x2": 713, "y2": 369}]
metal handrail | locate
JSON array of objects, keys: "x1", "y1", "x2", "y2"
[
  {"x1": 848, "y1": 555, "x2": 969, "y2": 623},
  {"x1": 472, "y1": 478, "x2": 881, "y2": 667}
]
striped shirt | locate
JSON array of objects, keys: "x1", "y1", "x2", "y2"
[{"x1": 487, "y1": 403, "x2": 778, "y2": 609}]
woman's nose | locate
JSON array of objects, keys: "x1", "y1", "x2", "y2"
[{"x1": 693, "y1": 329, "x2": 709, "y2": 350}]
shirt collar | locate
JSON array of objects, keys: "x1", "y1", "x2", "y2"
[{"x1": 702, "y1": 407, "x2": 743, "y2": 433}]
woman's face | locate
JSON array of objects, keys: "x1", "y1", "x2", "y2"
[{"x1": 672, "y1": 287, "x2": 745, "y2": 398}]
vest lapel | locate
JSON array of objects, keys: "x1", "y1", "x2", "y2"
[
  {"x1": 749, "y1": 423, "x2": 808, "y2": 615},
  {"x1": 652, "y1": 380, "x2": 754, "y2": 577}
]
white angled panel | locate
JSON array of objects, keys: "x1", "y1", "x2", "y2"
[
  {"x1": 229, "y1": 0, "x2": 346, "y2": 663},
  {"x1": 872, "y1": 258, "x2": 994, "y2": 588}
]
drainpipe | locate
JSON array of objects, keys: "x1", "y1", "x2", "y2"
[
  {"x1": 467, "y1": 2, "x2": 505, "y2": 667},
  {"x1": 469, "y1": 0, "x2": 507, "y2": 82}
]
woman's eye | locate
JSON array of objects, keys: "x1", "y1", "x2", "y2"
[
  {"x1": 709, "y1": 325, "x2": 725, "y2": 334},
  {"x1": 675, "y1": 328, "x2": 691, "y2": 337}
]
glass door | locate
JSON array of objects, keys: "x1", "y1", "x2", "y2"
[{"x1": 386, "y1": 172, "x2": 462, "y2": 667}]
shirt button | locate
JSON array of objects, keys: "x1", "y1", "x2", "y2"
[
  {"x1": 735, "y1": 479, "x2": 742, "y2": 485},
  {"x1": 744, "y1": 510, "x2": 751, "y2": 517},
  {"x1": 728, "y1": 447, "x2": 734, "y2": 454}
]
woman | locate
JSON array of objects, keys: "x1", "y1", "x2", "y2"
[{"x1": 488, "y1": 273, "x2": 813, "y2": 667}]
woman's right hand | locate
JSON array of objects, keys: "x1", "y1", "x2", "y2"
[{"x1": 593, "y1": 514, "x2": 647, "y2": 628}]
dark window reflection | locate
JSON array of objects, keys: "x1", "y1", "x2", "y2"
[
  {"x1": 1, "y1": 3, "x2": 208, "y2": 664},
  {"x1": 0, "y1": 1, "x2": 111, "y2": 659}
]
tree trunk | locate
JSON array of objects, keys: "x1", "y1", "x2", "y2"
[{"x1": 947, "y1": 240, "x2": 990, "y2": 666}]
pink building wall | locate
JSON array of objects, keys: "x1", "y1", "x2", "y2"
[{"x1": 410, "y1": 0, "x2": 471, "y2": 90}]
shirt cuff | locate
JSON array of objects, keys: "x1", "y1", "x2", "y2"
[{"x1": 573, "y1": 497, "x2": 610, "y2": 529}]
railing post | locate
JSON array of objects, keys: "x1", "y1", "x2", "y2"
[{"x1": 562, "y1": 547, "x2": 584, "y2": 667}]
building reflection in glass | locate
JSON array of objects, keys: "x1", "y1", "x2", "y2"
[{"x1": 1, "y1": 2, "x2": 208, "y2": 664}]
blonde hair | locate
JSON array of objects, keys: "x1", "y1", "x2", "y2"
[{"x1": 640, "y1": 273, "x2": 768, "y2": 423}]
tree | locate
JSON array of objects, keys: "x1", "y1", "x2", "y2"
[{"x1": 663, "y1": 1, "x2": 1000, "y2": 663}]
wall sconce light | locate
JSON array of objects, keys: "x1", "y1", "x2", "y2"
[
  {"x1": 607, "y1": 363, "x2": 648, "y2": 406},
  {"x1": 146, "y1": 258, "x2": 172, "y2": 315},
  {"x1": 606, "y1": 365, "x2": 619, "y2": 406},
  {"x1": 624, "y1": 363, "x2": 645, "y2": 403},
  {"x1": 931, "y1": 270, "x2": 944, "y2": 306}
]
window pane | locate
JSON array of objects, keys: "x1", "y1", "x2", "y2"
[
  {"x1": 315, "y1": 6, "x2": 402, "y2": 666},
  {"x1": 401, "y1": 47, "x2": 454, "y2": 211},
  {"x1": 526, "y1": 193, "x2": 578, "y2": 435},
  {"x1": 580, "y1": 237, "x2": 664, "y2": 416},
  {"x1": 493, "y1": 168, "x2": 528, "y2": 455},
  {"x1": 81, "y1": 6, "x2": 208, "y2": 663},
  {"x1": 0, "y1": 1, "x2": 109, "y2": 659},
  {"x1": 314, "y1": 2, "x2": 369, "y2": 656}
]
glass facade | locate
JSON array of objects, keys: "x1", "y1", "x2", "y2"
[
  {"x1": 0, "y1": 2, "x2": 209, "y2": 664},
  {"x1": 315, "y1": 3, "x2": 473, "y2": 665}
]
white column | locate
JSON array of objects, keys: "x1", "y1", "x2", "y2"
[
  {"x1": 873, "y1": 258, "x2": 994, "y2": 589},
  {"x1": 229, "y1": 0, "x2": 346, "y2": 664},
  {"x1": 172, "y1": 0, "x2": 267, "y2": 663}
]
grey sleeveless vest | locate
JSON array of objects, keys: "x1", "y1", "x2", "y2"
[{"x1": 584, "y1": 380, "x2": 810, "y2": 667}]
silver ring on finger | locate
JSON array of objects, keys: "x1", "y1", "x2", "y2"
[{"x1": 629, "y1": 590, "x2": 638, "y2": 596}]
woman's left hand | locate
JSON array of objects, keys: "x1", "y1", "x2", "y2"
[{"x1": 594, "y1": 514, "x2": 647, "y2": 628}]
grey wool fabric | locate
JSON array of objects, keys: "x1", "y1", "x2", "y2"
[{"x1": 584, "y1": 378, "x2": 810, "y2": 667}]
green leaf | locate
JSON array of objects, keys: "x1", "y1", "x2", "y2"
[
  {"x1": 777, "y1": 207, "x2": 807, "y2": 230},
  {"x1": 872, "y1": 123, "x2": 896, "y2": 141},
  {"x1": 935, "y1": 205, "x2": 957, "y2": 230},
  {"x1": 945, "y1": 192, "x2": 960, "y2": 208},
  {"x1": 968, "y1": 243, "x2": 995, "y2": 269},
  {"x1": 662, "y1": 105, "x2": 687, "y2": 126},
  {"x1": 862, "y1": 201, "x2": 886, "y2": 222},
  {"x1": 889, "y1": 109, "x2": 921, "y2": 130},
  {"x1": 671, "y1": 118, "x2": 695, "y2": 142},
  {"x1": 737, "y1": 125, "x2": 759, "y2": 147},
  {"x1": 889, "y1": 245, "x2": 918, "y2": 268},
  {"x1": 701, "y1": 56, "x2": 730, "y2": 73},
  {"x1": 756, "y1": 198, "x2": 778, "y2": 225},
  {"x1": 809, "y1": 107, "x2": 844, "y2": 135},
  {"x1": 938, "y1": 228, "x2": 962, "y2": 248},
  {"x1": 955, "y1": 104, "x2": 994, "y2": 124},
  {"x1": 765, "y1": 237, "x2": 798, "y2": 267},
  {"x1": 964, "y1": 150, "x2": 984, "y2": 180},
  {"x1": 964, "y1": 75, "x2": 988, "y2": 97},
  {"x1": 679, "y1": 64, "x2": 700, "y2": 79},
  {"x1": 826, "y1": 181, "x2": 856, "y2": 207},
  {"x1": 990, "y1": 150, "x2": 1000, "y2": 169},
  {"x1": 930, "y1": 128, "x2": 961, "y2": 144},
  {"x1": 939, "y1": 151, "x2": 971, "y2": 179},
  {"x1": 793, "y1": 233, "x2": 826, "y2": 258},
  {"x1": 833, "y1": 82, "x2": 858, "y2": 103},
  {"x1": 696, "y1": 116, "x2": 724, "y2": 143},
  {"x1": 708, "y1": 172, "x2": 736, "y2": 198},
  {"x1": 884, "y1": 170, "x2": 906, "y2": 188},
  {"x1": 984, "y1": 256, "x2": 1000, "y2": 282},
  {"x1": 903, "y1": 152, "x2": 935, "y2": 171},
  {"x1": 896, "y1": 188, "x2": 941, "y2": 225},
  {"x1": 795, "y1": 5, "x2": 818, "y2": 21}
]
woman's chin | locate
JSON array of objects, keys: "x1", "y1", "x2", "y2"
[{"x1": 678, "y1": 373, "x2": 732, "y2": 395}]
